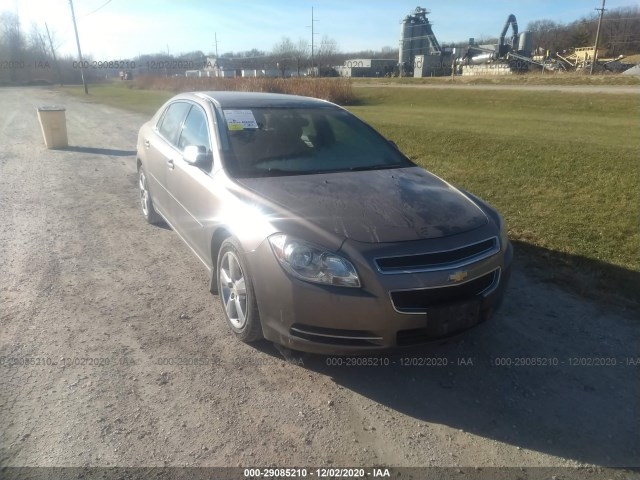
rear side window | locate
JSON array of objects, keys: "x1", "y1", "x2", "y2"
[
  {"x1": 157, "y1": 102, "x2": 191, "y2": 146},
  {"x1": 177, "y1": 106, "x2": 210, "y2": 151}
]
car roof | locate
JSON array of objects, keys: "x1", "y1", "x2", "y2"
[{"x1": 185, "y1": 91, "x2": 337, "y2": 109}]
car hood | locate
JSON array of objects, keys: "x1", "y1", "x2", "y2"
[{"x1": 236, "y1": 167, "x2": 488, "y2": 243}]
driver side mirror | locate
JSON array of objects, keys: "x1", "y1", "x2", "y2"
[{"x1": 183, "y1": 145, "x2": 212, "y2": 167}]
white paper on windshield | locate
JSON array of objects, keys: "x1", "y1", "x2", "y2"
[{"x1": 223, "y1": 110, "x2": 258, "y2": 130}]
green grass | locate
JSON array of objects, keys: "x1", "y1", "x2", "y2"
[
  {"x1": 62, "y1": 82, "x2": 640, "y2": 303},
  {"x1": 350, "y1": 88, "x2": 639, "y2": 303},
  {"x1": 64, "y1": 83, "x2": 173, "y2": 116}
]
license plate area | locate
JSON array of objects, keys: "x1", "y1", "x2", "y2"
[{"x1": 425, "y1": 299, "x2": 482, "y2": 337}]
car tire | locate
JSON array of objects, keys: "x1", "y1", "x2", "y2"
[
  {"x1": 217, "y1": 237, "x2": 263, "y2": 343},
  {"x1": 138, "y1": 166, "x2": 162, "y2": 225}
]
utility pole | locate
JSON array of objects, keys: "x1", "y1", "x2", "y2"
[
  {"x1": 68, "y1": 0, "x2": 88, "y2": 94},
  {"x1": 311, "y1": 7, "x2": 315, "y2": 76},
  {"x1": 166, "y1": 45, "x2": 170, "y2": 77},
  {"x1": 590, "y1": 0, "x2": 606, "y2": 75},
  {"x1": 45, "y1": 22, "x2": 63, "y2": 86},
  {"x1": 451, "y1": 48, "x2": 455, "y2": 81},
  {"x1": 307, "y1": 7, "x2": 318, "y2": 76}
]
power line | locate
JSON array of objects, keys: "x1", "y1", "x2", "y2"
[{"x1": 81, "y1": 0, "x2": 113, "y2": 18}]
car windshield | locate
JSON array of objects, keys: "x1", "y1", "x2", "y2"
[{"x1": 220, "y1": 107, "x2": 413, "y2": 177}]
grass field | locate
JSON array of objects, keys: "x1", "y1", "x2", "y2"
[
  {"x1": 65, "y1": 83, "x2": 173, "y2": 116},
  {"x1": 64, "y1": 82, "x2": 640, "y2": 303}
]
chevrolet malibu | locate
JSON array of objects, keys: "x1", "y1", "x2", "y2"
[{"x1": 136, "y1": 91, "x2": 512, "y2": 354}]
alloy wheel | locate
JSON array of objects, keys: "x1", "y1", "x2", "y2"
[
  {"x1": 139, "y1": 170, "x2": 150, "y2": 217},
  {"x1": 219, "y1": 251, "x2": 248, "y2": 329}
]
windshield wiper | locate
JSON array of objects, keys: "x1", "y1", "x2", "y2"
[
  {"x1": 348, "y1": 164, "x2": 406, "y2": 172},
  {"x1": 252, "y1": 168, "x2": 312, "y2": 177}
]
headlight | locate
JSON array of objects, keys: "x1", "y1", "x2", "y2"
[{"x1": 268, "y1": 234, "x2": 361, "y2": 288}]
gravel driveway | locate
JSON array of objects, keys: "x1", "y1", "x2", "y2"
[{"x1": 0, "y1": 87, "x2": 638, "y2": 478}]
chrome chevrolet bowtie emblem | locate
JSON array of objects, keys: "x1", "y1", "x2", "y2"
[{"x1": 448, "y1": 270, "x2": 468, "y2": 283}]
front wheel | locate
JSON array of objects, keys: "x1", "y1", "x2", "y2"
[{"x1": 217, "y1": 238, "x2": 263, "y2": 343}]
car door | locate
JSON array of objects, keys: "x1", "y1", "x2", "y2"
[
  {"x1": 166, "y1": 103, "x2": 216, "y2": 265},
  {"x1": 146, "y1": 101, "x2": 191, "y2": 219}
]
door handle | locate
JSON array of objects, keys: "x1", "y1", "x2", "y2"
[
  {"x1": 144, "y1": 140, "x2": 150, "y2": 148},
  {"x1": 167, "y1": 159, "x2": 174, "y2": 170}
]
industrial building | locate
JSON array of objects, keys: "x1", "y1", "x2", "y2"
[
  {"x1": 185, "y1": 56, "x2": 295, "y2": 79},
  {"x1": 399, "y1": 7, "x2": 450, "y2": 76},
  {"x1": 334, "y1": 59, "x2": 397, "y2": 77},
  {"x1": 456, "y1": 15, "x2": 534, "y2": 76},
  {"x1": 396, "y1": 6, "x2": 623, "y2": 77},
  {"x1": 398, "y1": 7, "x2": 535, "y2": 77}
]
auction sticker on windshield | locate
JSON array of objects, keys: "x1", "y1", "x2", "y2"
[{"x1": 224, "y1": 110, "x2": 258, "y2": 130}]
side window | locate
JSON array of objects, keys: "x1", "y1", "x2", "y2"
[
  {"x1": 157, "y1": 102, "x2": 191, "y2": 146},
  {"x1": 177, "y1": 106, "x2": 211, "y2": 151}
]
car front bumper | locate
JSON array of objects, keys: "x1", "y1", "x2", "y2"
[{"x1": 247, "y1": 232, "x2": 513, "y2": 355}]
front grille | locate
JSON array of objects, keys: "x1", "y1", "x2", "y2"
[
  {"x1": 376, "y1": 237, "x2": 499, "y2": 273},
  {"x1": 290, "y1": 324, "x2": 383, "y2": 347},
  {"x1": 390, "y1": 269, "x2": 499, "y2": 313}
]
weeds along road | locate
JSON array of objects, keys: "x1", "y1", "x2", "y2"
[{"x1": 0, "y1": 87, "x2": 638, "y2": 474}]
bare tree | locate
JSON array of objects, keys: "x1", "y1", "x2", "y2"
[
  {"x1": 526, "y1": 6, "x2": 640, "y2": 56},
  {"x1": 28, "y1": 23, "x2": 48, "y2": 58},
  {"x1": 603, "y1": 6, "x2": 640, "y2": 55},
  {"x1": 315, "y1": 35, "x2": 340, "y2": 73},
  {"x1": 527, "y1": 19, "x2": 561, "y2": 53},
  {"x1": 571, "y1": 20, "x2": 593, "y2": 48},
  {"x1": 272, "y1": 36, "x2": 297, "y2": 76},
  {"x1": 294, "y1": 38, "x2": 309, "y2": 76},
  {"x1": 0, "y1": 12, "x2": 24, "y2": 82},
  {"x1": 380, "y1": 45, "x2": 398, "y2": 59}
]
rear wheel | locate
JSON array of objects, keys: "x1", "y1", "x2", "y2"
[
  {"x1": 138, "y1": 166, "x2": 161, "y2": 224},
  {"x1": 217, "y1": 238, "x2": 263, "y2": 342}
]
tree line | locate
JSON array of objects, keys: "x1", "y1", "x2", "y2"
[{"x1": 527, "y1": 6, "x2": 640, "y2": 56}]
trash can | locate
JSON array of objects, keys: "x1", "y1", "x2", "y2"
[{"x1": 36, "y1": 105, "x2": 68, "y2": 149}]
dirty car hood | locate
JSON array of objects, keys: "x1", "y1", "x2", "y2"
[{"x1": 236, "y1": 167, "x2": 488, "y2": 243}]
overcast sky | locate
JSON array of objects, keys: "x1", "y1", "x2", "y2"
[{"x1": 2, "y1": 0, "x2": 639, "y2": 59}]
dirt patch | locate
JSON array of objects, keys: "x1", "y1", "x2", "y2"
[{"x1": 622, "y1": 53, "x2": 640, "y2": 64}]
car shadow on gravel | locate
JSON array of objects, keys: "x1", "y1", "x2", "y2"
[
  {"x1": 63, "y1": 146, "x2": 136, "y2": 157},
  {"x1": 253, "y1": 251, "x2": 639, "y2": 468},
  {"x1": 512, "y1": 240, "x2": 640, "y2": 310}
]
